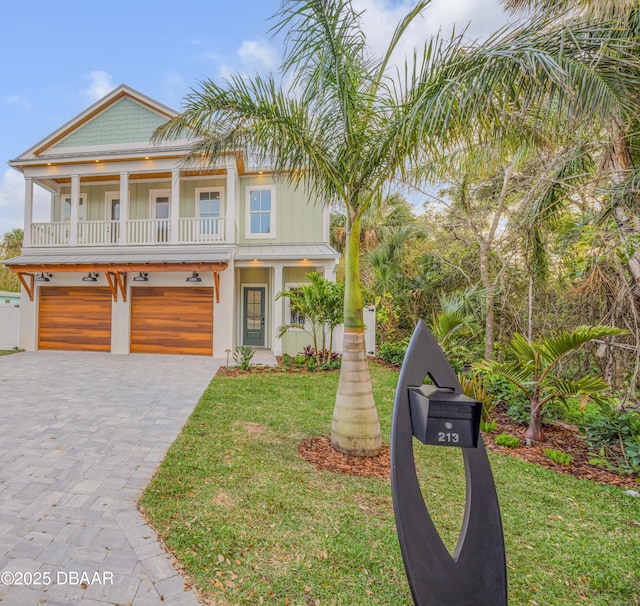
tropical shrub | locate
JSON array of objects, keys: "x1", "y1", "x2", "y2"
[
  {"x1": 476, "y1": 325, "x2": 626, "y2": 442},
  {"x1": 579, "y1": 401, "x2": 640, "y2": 475},
  {"x1": 378, "y1": 340, "x2": 408, "y2": 366},
  {"x1": 233, "y1": 346, "x2": 255, "y2": 371},
  {"x1": 278, "y1": 273, "x2": 344, "y2": 365},
  {"x1": 458, "y1": 371, "x2": 497, "y2": 425}
]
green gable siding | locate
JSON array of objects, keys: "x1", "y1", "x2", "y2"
[{"x1": 52, "y1": 98, "x2": 169, "y2": 149}]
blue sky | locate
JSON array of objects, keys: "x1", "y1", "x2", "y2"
[{"x1": 0, "y1": 0, "x2": 508, "y2": 236}]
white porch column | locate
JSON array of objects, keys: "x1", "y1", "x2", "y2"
[
  {"x1": 119, "y1": 171, "x2": 128, "y2": 245},
  {"x1": 225, "y1": 164, "x2": 237, "y2": 243},
  {"x1": 23, "y1": 177, "x2": 33, "y2": 247},
  {"x1": 69, "y1": 174, "x2": 80, "y2": 246},
  {"x1": 323, "y1": 263, "x2": 336, "y2": 282},
  {"x1": 170, "y1": 169, "x2": 180, "y2": 244},
  {"x1": 272, "y1": 264, "x2": 284, "y2": 356}
]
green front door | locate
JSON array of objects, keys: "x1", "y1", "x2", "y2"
[{"x1": 243, "y1": 287, "x2": 265, "y2": 346}]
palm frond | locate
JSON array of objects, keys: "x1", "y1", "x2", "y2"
[
  {"x1": 509, "y1": 333, "x2": 538, "y2": 364},
  {"x1": 537, "y1": 325, "x2": 627, "y2": 366},
  {"x1": 474, "y1": 360, "x2": 534, "y2": 398},
  {"x1": 548, "y1": 375, "x2": 611, "y2": 397}
]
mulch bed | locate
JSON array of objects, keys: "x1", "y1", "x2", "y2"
[
  {"x1": 298, "y1": 410, "x2": 640, "y2": 488},
  {"x1": 299, "y1": 436, "x2": 391, "y2": 479},
  {"x1": 216, "y1": 357, "x2": 340, "y2": 377},
  {"x1": 484, "y1": 408, "x2": 639, "y2": 488}
]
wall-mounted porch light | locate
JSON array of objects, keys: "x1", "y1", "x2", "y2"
[
  {"x1": 36, "y1": 273, "x2": 52, "y2": 282},
  {"x1": 82, "y1": 272, "x2": 98, "y2": 282},
  {"x1": 186, "y1": 271, "x2": 202, "y2": 283},
  {"x1": 133, "y1": 272, "x2": 149, "y2": 282}
]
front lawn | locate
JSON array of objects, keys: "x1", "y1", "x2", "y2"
[{"x1": 141, "y1": 364, "x2": 640, "y2": 605}]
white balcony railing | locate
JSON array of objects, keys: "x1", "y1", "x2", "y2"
[
  {"x1": 31, "y1": 222, "x2": 70, "y2": 246},
  {"x1": 178, "y1": 217, "x2": 224, "y2": 243},
  {"x1": 127, "y1": 219, "x2": 170, "y2": 245},
  {"x1": 78, "y1": 220, "x2": 120, "y2": 245},
  {"x1": 30, "y1": 217, "x2": 229, "y2": 247}
]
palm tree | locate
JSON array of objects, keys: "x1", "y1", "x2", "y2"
[
  {"x1": 502, "y1": 0, "x2": 640, "y2": 290},
  {"x1": 477, "y1": 325, "x2": 625, "y2": 442},
  {"x1": 154, "y1": 0, "x2": 639, "y2": 456}
]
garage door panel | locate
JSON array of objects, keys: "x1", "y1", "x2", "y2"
[
  {"x1": 130, "y1": 287, "x2": 213, "y2": 355},
  {"x1": 39, "y1": 287, "x2": 112, "y2": 352}
]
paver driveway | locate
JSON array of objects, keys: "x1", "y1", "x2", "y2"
[{"x1": 0, "y1": 350, "x2": 221, "y2": 606}]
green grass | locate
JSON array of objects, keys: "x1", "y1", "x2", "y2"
[
  {"x1": 141, "y1": 364, "x2": 640, "y2": 606},
  {"x1": 0, "y1": 349, "x2": 20, "y2": 356}
]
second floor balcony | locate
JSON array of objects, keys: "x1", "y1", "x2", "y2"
[{"x1": 29, "y1": 217, "x2": 234, "y2": 247}]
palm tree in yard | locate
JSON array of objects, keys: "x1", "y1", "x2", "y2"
[{"x1": 154, "y1": 1, "x2": 640, "y2": 456}]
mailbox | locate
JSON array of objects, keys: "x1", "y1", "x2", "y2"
[{"x1": 408, "y1": 385, "x2": 481, "y2": 448}]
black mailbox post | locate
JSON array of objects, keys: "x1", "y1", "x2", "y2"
[
  {"x1": 390, "y1": 321, "x2": 507, "y2": 606},
  {"x1": 409, "y1": 386, "x2": 482, "y2": 448}
]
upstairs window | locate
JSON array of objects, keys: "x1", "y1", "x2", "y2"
[
  {"x1": 246, "y1": 185, "x2": 276, "y2": 238},
  {"x1": 197, "y1": 188, "x2": 223, "y2": 235}
]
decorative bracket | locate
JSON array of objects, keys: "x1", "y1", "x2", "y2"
[
  {"x1": 104, "y1": 271, "x2": 127, "y2": 302},
  {"x1": 17, "y1": 273, "x2": 34, "y2": 302},
  {"x1": 213, "y1": 271, "x2": 220, "y2": 304},
  {"x1": 390, "y1": 320, "x2": 507, "y2": 606}
]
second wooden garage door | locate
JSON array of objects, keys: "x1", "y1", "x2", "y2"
[
  {"x1": 39, "y1": 287, "x2": 112, "y2": 351},
  {"x1": 130, "y1": 287, "x2": 213, "y2": 355}
]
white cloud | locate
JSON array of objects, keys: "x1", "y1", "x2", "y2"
[
  {"x1": 3, "y1": 94, "x2": 32, "y2": 109},
  {"x1": 0, "y1": 169, "x2": 50, "y2": 237},
  {"x1": 353, "y1": 0, "x2": 509, "y2": 70},
  {"x1": 217, "y1": 39, "x2": 279, "y2": 81},
  {"x1": 237, "y1": 40, "x2": 278, "y2": 71},
  {"x1": 83, "y1": 70, "x2": 115, "y2": 102}
]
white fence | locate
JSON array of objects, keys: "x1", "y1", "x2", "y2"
[
  {"x1": 327, "y1": 306, "x2": 376, "y2": 356},
  {"x1": 0, "y1": 304, "x2": 20, "y2": 350}
]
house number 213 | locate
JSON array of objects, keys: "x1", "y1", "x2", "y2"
[{"x1": 437, "y1": 432, "x2": 459, "y2": 443}]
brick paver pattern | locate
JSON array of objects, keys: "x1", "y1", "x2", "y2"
[{"x1": 0, "y1": 350, "x2": 222, "y2": 605}]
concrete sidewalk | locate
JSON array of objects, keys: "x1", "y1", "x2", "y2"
[{"x1": 0, "y1": 351, "x2": 221, "y2": 605}]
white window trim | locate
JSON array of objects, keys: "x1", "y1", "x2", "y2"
[
  {"x1": 61, "y1": 193, "x2": 87, "y2": 221},
  {"x1": 105, "y1": 191, "x2": 128, "y2": 220},
  {"x1": 195, "y1": 186, "x2": 225, "y2": 218},
  {"x1": 245, "y1": 185, "x2": 276, "y2": 239},
  {"x1": 283, "y1": 281, "x2": 310, "y2": 332},
  {"x1": 149, "y1": 189, "x2": 172, "y2": 219}
]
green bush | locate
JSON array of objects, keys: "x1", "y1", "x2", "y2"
[
  {"x1": 282, "y1": 353, "x2": 292, "y2": 367},
  {"x1": 495, "y1": 433, "x2": 520, "y2": 448},
  {"x1": 579, "y1": 401, "x2": 640, "y2": 474},
  {"x1": 378, "y1": 340, "x2": 408, "y2": 366},
  {"x1": 544, "y1": 448, "x2": 572, "y2": 466},
  {"x1": 486, "y1": 374, "x2": 531, "y2": 424}
]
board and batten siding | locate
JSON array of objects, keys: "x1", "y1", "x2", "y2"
[{"x1": 238, "y1": 176, "x2": 324, "y2": 245}]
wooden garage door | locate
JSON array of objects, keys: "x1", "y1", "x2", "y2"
[
  {"x1": 130, "y1": 287, "x2": 213, "y2": 355},
  {"x1": 39, "y1": 287, "x2": 112, "y2": 351}
]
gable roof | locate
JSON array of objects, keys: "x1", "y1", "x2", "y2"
[{"x1": 11, "y1": 85, "x2": 180, "y2": 162}]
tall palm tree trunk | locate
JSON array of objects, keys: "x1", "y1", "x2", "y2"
[{"x1": 331, "y1": 213, "x2": 382, "y2": 456}]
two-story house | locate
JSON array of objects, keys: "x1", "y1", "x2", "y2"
[{"x1": 4, "y1": 85, "x2": 340, "y2": 357}]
